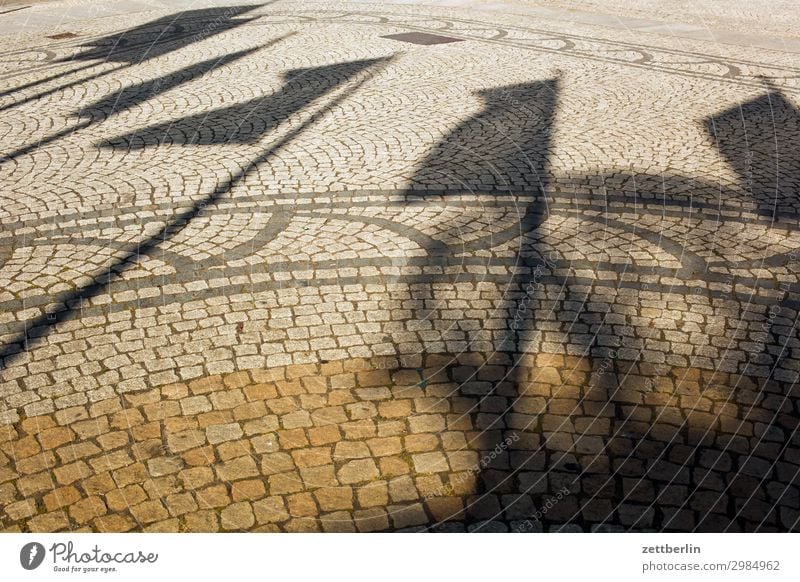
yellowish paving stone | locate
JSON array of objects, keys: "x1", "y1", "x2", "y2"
[{"x1": 1, "y1": 0, "x2": 799, "y2": 533}]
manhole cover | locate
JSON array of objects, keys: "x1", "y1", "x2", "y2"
[
  {"x1": 46, "y1": 32, "x2": 79, "y2": 40},
  {"x1": 381, "y1": 32, "x2": 464, "y2": 45}
]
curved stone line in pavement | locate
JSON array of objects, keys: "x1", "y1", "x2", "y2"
[
  {"x1": 590, "y1": 215, "x2": 707, "y2": 274},
  {"x1": 3, "y1": 185, "x2": 797, "y2": 233},
  {"x1": 2, "y1": 195, "x2": 793, "y2": 276},
  {"x1": 0, "y1": 48, "x2": 58, "y2": 69},
  {"x1": 3, "y1": 7, "x2": 799, "y2": 95},
  {"x1": 2, "y1": 265, "x2": 797, "y2": 344},
  {"x1": 0, "y1": 211, "x2": 790, "y2": 299},
  {"x1": 2, "y1": 199, "x2": 798, "y2": 321},
  {"x1": 279, "y1": 9, "x2": 800, "y2": 71}
]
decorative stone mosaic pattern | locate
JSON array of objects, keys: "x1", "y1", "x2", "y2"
[{"x1": 1, "y1": 1, "x2": 799, "y2": 532}]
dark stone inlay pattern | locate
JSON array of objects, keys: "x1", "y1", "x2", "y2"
[{"x1": 381, "y1": 32, "x2": 465, "y2": 45}]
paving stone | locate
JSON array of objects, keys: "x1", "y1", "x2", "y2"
[
  {"x1": 412, "y1": 452, "x2": 449, "y2": 474},
  {"x1": 216, "y1": 456, "x2": 259, "y2": 482},
  {"x1": 427, "y1": 497, "x2": 465, "y2": 522},
  {"x1": 196, "y1": 485, "x2": 231, "y2": 509},
  {"x1": 357, "y1": 481, "x2": 389, "y2": 508},
  {"x1": 253, "y1": 497, "x2": 290, "y2": 525},
  {"x1": 43, "y1": 485, "x2": 82, "y2": 512},
  {"x1": 315, "y1": 487, "x2": 354, "y2": 511},
  {"x1": 106, "y1": 485, "x2": 148, "y2": 512},
  {"x1": 354, "y1": 508, "x2": 390, "y2": 532},
  {"x1": 232, "y1": 479, "x2": 267, "y2": 502},
  {"x1": 320, "y1": 511, "x2": 357, "y2": 532},
  {"x1": 292, "y1": 447, "x2": 332, "y2": 467},
  {"x1": 54, "y1": 461, "x2": 92, "y2": 485},
  {"x1": 389, "y1": 503, "x2": 428, "y2": 528},
  {"x1": 206, "y1": 423, "x2": 244, "y2": 444},
  {"x1": 220, "y1": 502, "x2": 255, "y2": 530},
  {"x1": 389, "y1": 476, "x2": 419, "y2": 503},
  {"x1": 28, "y1": 511, "x2": 69, "y2": 532},
  {"x1": 269, "y1": 471, "x2": 304, "y2": 495},
  {"x1": 183, "y1": 510, "x2": 219, "y2": 532},
  {"x1": 260, "y1": 453, "x2": 295, "y2": 476},
  {"x1": 69, "y1": 497, "x2": 107, "y2": 525},
  {"x1": 167, "y1": 430, "x2": 206, "y2": 453},
  {"x1": 5, "y1": 499, "x2": 36, "y2": 521},
  {"x1": 334, "y1": 441, "x2": 371, "y2": 460},
  {"x1": 130, "y1": 500, "x2": 169, "y2": 524},
  {"x1": 147, "y1": 457, "x2": 184, "y2": 477},
  {"x1": 338, "y1": 459, "x2": 379, "y2": 484},
  {"x1": 287, "y1": 492, "x2": 319, "y2": 517}
]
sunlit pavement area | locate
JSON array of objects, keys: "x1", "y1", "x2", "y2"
[{"x1": 1, "y1": 0, "x2": 800, "y2": 532}]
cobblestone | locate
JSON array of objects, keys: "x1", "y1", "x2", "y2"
[{"x1": 0, "y1": 0, "x2": 799, "y2": 533}]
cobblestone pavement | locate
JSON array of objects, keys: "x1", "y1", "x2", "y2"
[
  {"x1": 1, "y1": 1, "x2": 800, "y2": 532},
  {"x1": 498, "y1": 0, "x2": 800, "y2": 39}
]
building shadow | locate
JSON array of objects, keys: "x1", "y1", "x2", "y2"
[{"x1": 0, "y1": 5, "x2": 266, "y2": 113}]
